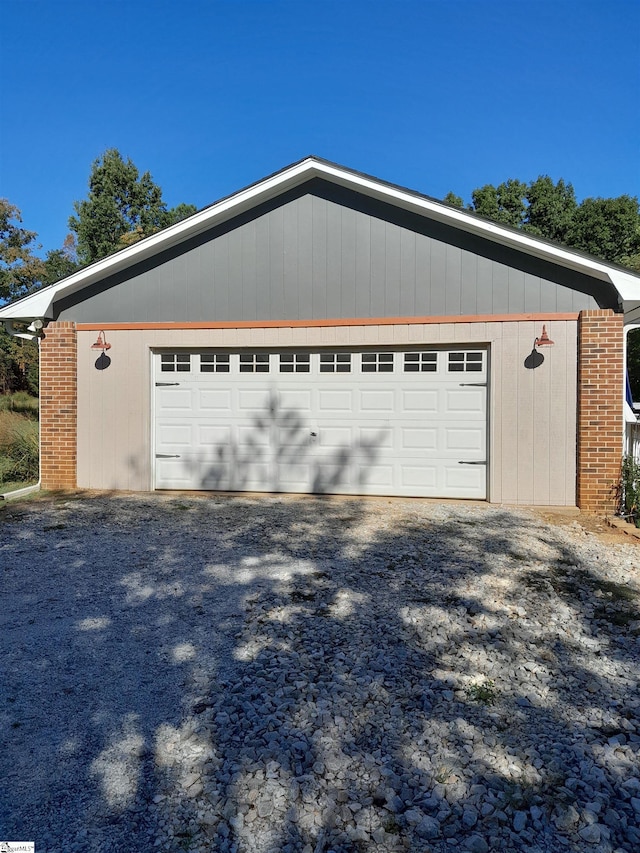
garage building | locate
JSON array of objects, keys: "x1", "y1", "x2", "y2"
[{"x1": 3, "y1": 157, "x2": 640, "y2": 512}]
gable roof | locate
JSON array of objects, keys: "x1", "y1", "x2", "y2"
[{"x1": 2, "y1": 156, "x2": 640, "y2": 323}]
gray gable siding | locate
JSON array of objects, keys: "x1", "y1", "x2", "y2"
[{"x1": 55, "y1": 180, "x2": 604, "y2": 323}]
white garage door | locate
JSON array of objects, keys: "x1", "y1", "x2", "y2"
[{"x1": 153, "y1": 347, "x2": 487, "y2": 498}]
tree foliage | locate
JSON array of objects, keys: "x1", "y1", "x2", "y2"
[
  {"x1": 471, "y1": 179, "x2": 528, "y2": 229},
  {"x1": 446, "y1": 176, "x2": 640, "y2": 397},
  {"x1": 449, "y1": 175, "x2": 640, "y2": 265},
  {"x1": 0, "y1": 200, "x2": 47, "y2": 303},
  {"x1": 42, "y1": 234, "x2": 79, "y2": 285},
  {"x1": 0, "y1": 330, "x2": 38, "y2": 395},
  {"x1": 2, "y1": 150, "x2": 195, "y2": 392},
  {"x1": 443, "y1": 191, "x2": 464, "y2": 209},
  {"x1": 466, "y1": 175, "x2": 579, "y2": 242},
  {"x1": 0, "y1": 203, "x2": 79, "y2": 392},
  {"x1": 69, "y1": 149, "x2": 197, "y2": 265},
  {"x1": 524, "y1": 176, "x2": 577, "y2": 244},
  {"x1": 568, "y1": 195, "x2": 640, "y2": 265}
]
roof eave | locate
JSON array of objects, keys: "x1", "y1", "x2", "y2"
[
  {"x1": 0, "y1": 158, "x2": 322, "y2": 322},
  {"x1": 1, "y1": 156, "x2": 639, "y2": 321}
]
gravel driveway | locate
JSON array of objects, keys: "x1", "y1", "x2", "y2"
[{"x1": 1, "y1": 493, "x2": 639, "y2": 853}]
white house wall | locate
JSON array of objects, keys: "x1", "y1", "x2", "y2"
[{"x1": 76, "y1": 319, "x2": 577, "y2": 505}]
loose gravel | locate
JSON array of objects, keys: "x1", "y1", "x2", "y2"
[{"x1": 1, "y1": 493, "x2": 639, "y2": 853}]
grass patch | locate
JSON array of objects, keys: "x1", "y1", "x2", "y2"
[
  {"x1": 545, "y1": 562, "x2": 638, "y2": 602},
  {"x1": 596, "y1": 578, "x2": 638, "y2": 603},
  {"x1": 466, "y1": 679, "x2": 498, "y2": 705},
  {"x1": 383, "y1": 816, "x2": 401, "y2": 834},
  {"x1": 0, "y1": 392, "x2": 39, "y2": 418},
  {"x1": 0, "y1": 480, "x2": 37, "y2": 494},
  {"x1": 0, "y1": 400, "x2": 39, "y2": 486}
]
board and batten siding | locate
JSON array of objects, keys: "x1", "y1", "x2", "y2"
[
  {"x1": 57, "y1": 190, "x2": 600, "y2": 325},
  {"x1": 76, "y1": 319, "x2": 577, "y2": 505}
]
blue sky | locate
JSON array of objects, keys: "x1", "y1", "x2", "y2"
[{"x1": 1, "y1": 0, "x2": 639, "y2": 256}]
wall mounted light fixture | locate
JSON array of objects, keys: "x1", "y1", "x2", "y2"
[
  {"x1": 91, "y1": 331, "x2": 111, "y2": 352},
  {"x1": 534, "y1": 325, "x2": 554, "y2": 348}
]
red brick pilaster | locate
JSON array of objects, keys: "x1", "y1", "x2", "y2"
[
  {"x1": 39, "y1": 321, "x2": 77, "y2": 489},
  {"x1": 576, "y1": 309, "x2": 624, "y2": 514}
]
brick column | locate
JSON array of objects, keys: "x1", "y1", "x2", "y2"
[
  {"x1": 39, "y1": 321, "x2": 77, "y2": 489},
  {"x1": 576, "y1": 309, "x2": 624, "y2": 514}
]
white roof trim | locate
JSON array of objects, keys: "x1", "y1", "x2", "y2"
[{"x1": 2, "y1": 156, "x2": 640, "y2": 321}]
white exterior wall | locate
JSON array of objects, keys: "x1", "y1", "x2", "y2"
[{"x1": 76, "y1": 319, "x2": 578, "y2": 505}]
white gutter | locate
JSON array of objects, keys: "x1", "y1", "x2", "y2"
[{"x1": 4, "y1": 320, "x2": 38, "y2": 341}]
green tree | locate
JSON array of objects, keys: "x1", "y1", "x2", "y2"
[
  {"x1": 69, "y1": 149, "x2": 196, "y2": 265},
  {"x1": 42, "y1": 234, "x2": 79, "y2": 285},
  {"x1": 0, "y1": 203, "x2": 77, "y2": 393},
  {"x1": 445, "y1": 177, "x2": 640, "y2": 398},
  {"x1": 0, "y1": 330, "x2": 38, "y2": 394},
  {"x1": 443, "y1": 191, "x2": 464, "y2": 208},
  {"x1": 162, "y1": 202, "x2": 199, "y2": 227},
  {"x1": 524, "y1": 176, "x2": 577, "y2": 244},
  {"x1": 0, "y1": 199, "x2": 46, "y2": 302},
  {"x1": 568, "y1": 195, "x2": 640, "y2": 263},
  {"x1": 470, "y1": 179, "x2": 528, "y2": 228},
  {"x1": 447, "y1": 177, "x2": 640, "y2": 266}
]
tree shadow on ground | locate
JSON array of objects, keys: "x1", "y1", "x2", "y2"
[{"x1": 1, "y1": 495, "x2": 639, "y2": 853}]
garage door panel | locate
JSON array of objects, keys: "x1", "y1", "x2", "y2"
[
  {"x1": 201, "y1": 464, "x2": 269, "y2": 491},
  {"x1": 156, "y1": 423, "x2": 193, "y2": 446},
  {"x1": 311, "y1": 460, "x2": 353, "y2": 495},
  {"x1": 275, "y1": 463, "x2": 314, "y2": 489},
  {"x1": 198, "y1": 425, "x2": 233, "y2": 446},
  {"x1": 355, "y1": 464, "x2": 394, "y2": 488},
  {"x1": 237, "y1": 425, "x2": 271, "y2": 448},
  {"x1": 402, "y1": 389, "x2": 439, "y2": 412},
  {"x1": 274, "y1": 430, "x2": 313, "y2": 454},
  {"x1": 444, "y1": 427, "x2": 486, "y2": 452},
  {"x1": 360, "y1": 390, "x2": 395, "y2": 413},
  {"x1": 199, "y1": 389, "x2": 233, "y2": 411},
  {"x1": 402, "y1": 427, "x2": 438, "y2": 450},
  {"x1": 199, "y1": 465, "x2": 233, "y2": 489},
  {"x1": 237, "y1": 389, "x2": 275, "y2": 411},
  {"x1": 157, "y1": 388, "x2": 193, "y2": 412},
  {"x1": 401, "y1": 466, "x2": 438, "y2": 487},
  {"x1": 155, "y1": 457, "x2": 197, "y2": 487},
  {"x1": 318, "y1": 390, "x2": 353, "y2": 412},
  {"x1": 444, "y1": 464, "x2": 486, "y2": 497},
  {"x1": 445, "y1": 388, "x2": 486, "y2": 415},
  {"x1": 279, "y1": 389, "x2": 313, "y2": 412},
  {"x1": 318, "y1": 426, "x2": 354, "y2": 448},
  {"x1": 359, "y1": 426, "x2": 394, "y2": 449},
  {"x1": 154, "y1": 348, "x2": 487, "y2": 498}
]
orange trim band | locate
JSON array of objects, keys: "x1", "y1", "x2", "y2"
[{"x1": 76, "y1": 313, "x2": 578, "y2": 332}]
